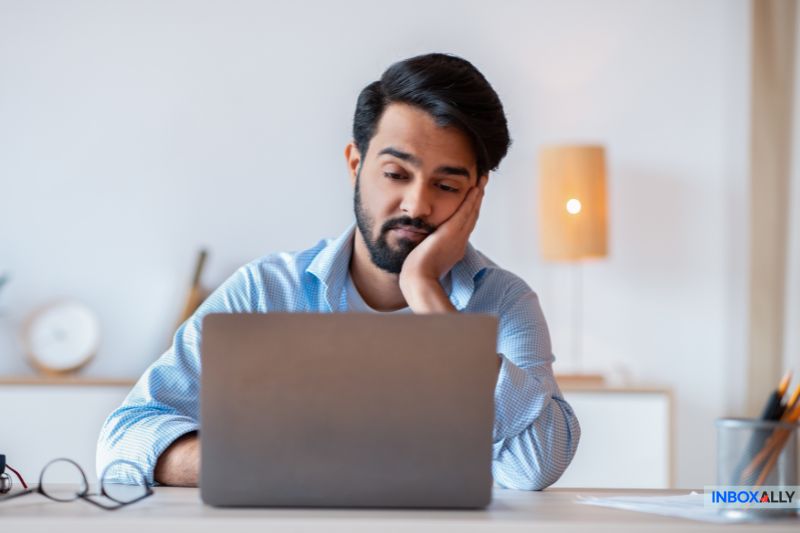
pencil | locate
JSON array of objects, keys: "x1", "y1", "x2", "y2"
[
  {"x1": 773, "y1": 370, "x2": 793, "y2": 418},
  {"x1": 784, "y1": 383, "x2": 800, "y2": 414},
  {"x1": 734, "y1": 370, "x2": 793, "y2": 484},
  {"x1": 753, "y1": 402, "x2": 800, "y2": 486},
  {"x1": 741, "y1": 382, "x2": 800, "y2": 475}
]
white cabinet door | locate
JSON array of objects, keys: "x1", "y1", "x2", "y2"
[
  {"x1": 552, "y1": 389, "x2": 672, "y2": 488},
  {"x1": 1, "y1": 385, "x2": 671, "y2": 488},
  {"x1": 0, "y1": 385, "x2": 130, "y2": 483}
]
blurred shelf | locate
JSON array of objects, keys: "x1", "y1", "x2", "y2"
[
  {"x1": 555, "y1": 373, "x2": 607, "y2": 389},
  {"x1": 0, "y1": 375, "x2": 136, "y2": 386},
  {"x1": 555, "y1": 373, "x2": 670, "y2": 394}
]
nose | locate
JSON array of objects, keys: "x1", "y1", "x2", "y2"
[{"x1": 400, "y1": 181, "x2": 433, "y2": 220}]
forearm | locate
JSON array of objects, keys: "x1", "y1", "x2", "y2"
[
  {"x1": 492, "y1": 394, "x2": 580, "y2": 490},
  {"x1": 154, "y1": 431, "x2": 201, "y2": 487},
  {"x1": 97, "y1": 404, "x2": 200, "y2": 486},
  {"x1": 400, "y1": 276, "x2": 456, "y2": 313},
  {"x1": 492, "y1": 357, "x2": 580, "y2": 489}
]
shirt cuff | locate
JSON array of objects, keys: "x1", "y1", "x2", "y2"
[{"x1": 97, "y1": 415, "x2": 199, "y2": 486}]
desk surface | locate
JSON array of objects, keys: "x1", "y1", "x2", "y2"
[{"x1": 1, "y1": 488, "x2": 798, "y2": 532}]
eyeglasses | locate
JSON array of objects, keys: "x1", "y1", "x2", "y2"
[{"x1": 0, "y1": 458, "x2": 153, "y2": 511}]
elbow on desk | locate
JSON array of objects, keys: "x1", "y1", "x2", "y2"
[
  {"x1": 95, "y1": 407, "x2": 133, "y2": 481},
  {"x1": 492, "y1": 407, "x2": 581, "y2": 491},
  {"x1": 95, "y1": 406, "x2": 200, "y2": 485},
  {"x1": 493, "y1": 453, "x2": 575, "y2": 491}
]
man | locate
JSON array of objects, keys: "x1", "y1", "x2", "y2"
[{"x1": 97, "y1": 53, "x2": 580, "y2": 491}]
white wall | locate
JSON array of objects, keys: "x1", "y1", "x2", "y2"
[
  {"x1": 0, "y1": 0, "x2": 750, "y2": 488},
  {"x1": 785, "y1": 4, "x2": 800, "y2": 381}
]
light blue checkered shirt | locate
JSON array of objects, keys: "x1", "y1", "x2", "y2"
[{"x1": 97, "y1": 224, "x2": 580, "y2": 490}]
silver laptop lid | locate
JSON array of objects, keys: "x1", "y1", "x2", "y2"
[{"x1": 200, "y1": 313, "x2": 498, "y2": 509}]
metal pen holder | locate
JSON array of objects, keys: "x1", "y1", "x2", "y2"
[{"x1": 716, "y1": 418, "x2": 799, "y2": 518}]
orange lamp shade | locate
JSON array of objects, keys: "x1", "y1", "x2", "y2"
[{"x1": 538, "y1": 145, "x2": 608, "y2": 261}]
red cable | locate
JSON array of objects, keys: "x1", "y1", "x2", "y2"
[{"x1": 5, "y1": 465, "x2": 28, "y2": 490}]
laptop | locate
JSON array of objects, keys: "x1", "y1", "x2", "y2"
[{"x1": 199, "y1": 312, "x2": 499, "y2": 509}]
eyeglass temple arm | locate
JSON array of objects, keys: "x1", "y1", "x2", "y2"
[
  {"x1": 80, "y1": 490, "x2": 153, "y2": 511},
  {"x1": 0, "y1": 487, "x2": 36, "y2": 501},
  {"x1": 4, "y1": 464, "x2": 28, "y2": 489}
]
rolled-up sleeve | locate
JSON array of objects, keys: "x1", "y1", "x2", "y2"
[
  {"x1": 491, "y1": 280, "x2": 581, "y2": 490},
  {"x1": 96, "y1": 265, "x2": 261, "y2": 485}
]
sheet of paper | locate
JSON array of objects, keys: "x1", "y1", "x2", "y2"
[{"x1": 576, "y1": 492, "x2": 785, "y2": 524}]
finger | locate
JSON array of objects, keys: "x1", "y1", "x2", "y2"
[
  {"x1": 463, "y1": 182, "x2": 485, "y2": 234},
  {"x1": 459, "y1": 177, "x2": 486, "y2": 231},
  {"x1": 452, "y1": 184, "x2": 481, "y2": 231},
  {"x1": 439, "y1": 175, "x2": 487, "y2": 234}
]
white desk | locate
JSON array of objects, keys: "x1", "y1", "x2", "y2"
[{"x1": 1, "y1": 488, "x2": 797, "y2": 532}]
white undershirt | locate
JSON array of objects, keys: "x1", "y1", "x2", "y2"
[{"x1": 345, "y1": 273, "x2": 413, "y2": 314}]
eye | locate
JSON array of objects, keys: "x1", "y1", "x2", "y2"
[
  {"x1": 383, "y1": 172, "x2": 407, "y2": 181},
  {"x1": 437, "y1": 183, "x2": 460, "y2": 193}
]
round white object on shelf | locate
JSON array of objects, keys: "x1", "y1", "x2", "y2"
[{"x1": 22, "y1": 300, "x2": 100, "y2": 374}]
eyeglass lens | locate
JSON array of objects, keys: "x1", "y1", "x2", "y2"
[
  {"x1": 40, "y1": 459, "x2": 88, "y2": 502},
  {"x1": 101, "y1": 461, "x2": 149, "y2": 504}
]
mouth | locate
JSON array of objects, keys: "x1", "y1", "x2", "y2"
[{"x1": 389, "y1": 226, "x2": 429, "y2": 241}]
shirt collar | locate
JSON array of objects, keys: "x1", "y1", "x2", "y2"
[
  {"x1": 306, "y1": 223, "x2": 492, "y2": 311},
  {"x1": 306, "y1": 224, "x2": 355, "y2": 311}
]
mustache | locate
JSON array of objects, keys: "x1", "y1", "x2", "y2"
[{"x1": 380, "y1": 216, "x2": 436, "y2": 235}]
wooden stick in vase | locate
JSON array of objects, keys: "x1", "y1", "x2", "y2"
[{"x1": 177, "y1": 249, "x2": 208, "y2": 327}]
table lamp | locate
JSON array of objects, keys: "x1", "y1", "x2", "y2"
[{"x1": 538, "y1": 144, "x2": 608, "y2": 377}]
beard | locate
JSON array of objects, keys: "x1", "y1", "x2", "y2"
[{"x1": 353, "y1": 174, "x2": 436, "y2": 274}]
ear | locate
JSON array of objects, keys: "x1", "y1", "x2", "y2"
[{"x1": 344, "y1": 142, "x2": 362, "y2": 188}]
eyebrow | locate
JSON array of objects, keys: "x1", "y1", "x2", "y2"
[{"x1": 377, "y1": 146, "x2": 472, "y2": 179}]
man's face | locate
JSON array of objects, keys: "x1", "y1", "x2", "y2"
[{"x1": 348, "y1": 103, "x2": 478, "y2": 274}]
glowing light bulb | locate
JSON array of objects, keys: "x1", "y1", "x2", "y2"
[{"x1": 566, "y1": 198, "x2": 582, "y2": 215}]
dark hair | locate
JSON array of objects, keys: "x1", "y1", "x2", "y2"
[{"x1": 352, "y1": 53, "x2": 511, "y2": 178}]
